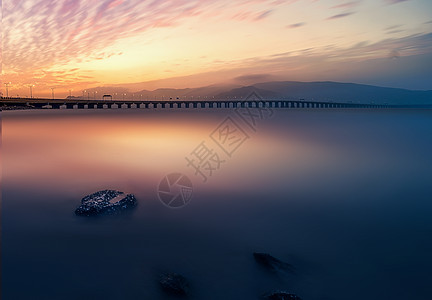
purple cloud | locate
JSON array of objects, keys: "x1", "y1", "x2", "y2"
[
  {"x1": 254, "y1": 10, "x2": 273, "y2": 21},
  {"x1": 287, "y1": 22, "x2": 306, "y2": 28},
  {"x1": 326, "y1": 12, "x2": 355, "y2": 20},
  {"x1": 384, "y1": 0, "x2": 411, "y2": 4},
  {"x1": 331, "y1": 1, "x2": 361, "y2": 9}
]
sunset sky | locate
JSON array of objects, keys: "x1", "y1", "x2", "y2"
[{"x1": 2, "y1": 0, "x2": 432, "y2": 98}]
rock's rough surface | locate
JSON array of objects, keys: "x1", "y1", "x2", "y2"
[
  {"x1": 159, "y1": 273, "x2": 189, "y2": 295},
  {"x1": 253, "y1": 252, "x2": 294, "y2": 273},
  {"x1": 75, "y1": 190, "x2": 137, "y2": 216},
  {"x1": 262, "y1": 291, "x2": 302, "y2": 300}
]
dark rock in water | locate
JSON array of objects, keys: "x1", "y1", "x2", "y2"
[
  {"x1": 159, "y1": 273, "x2": 189, "y2": 296},
  {"x1": 75, "y1": 190, "x2": 137, "y2": 216},
  {"x1": 253, "y1": 252, "x2": 295, "y2": 273},
  {"x1": 262, "y1": 291, "x2": 302, "y2": 300}
]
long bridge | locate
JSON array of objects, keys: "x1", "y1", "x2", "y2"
[{"x1": 1, "y1": 97, "x2": 430, "y2": 110}]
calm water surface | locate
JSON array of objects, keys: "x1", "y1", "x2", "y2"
[{"x1": 2, "y1": 108, "x2": 432, "y2": 300}]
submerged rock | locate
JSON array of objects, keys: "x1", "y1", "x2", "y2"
[
  {"x1": 75, "y1": 190, "x2": 137, "y2": 216},
  {"x1": 262, "y1": 291, "x2": 302, "y2": 300},
  {"x1": 159, "y1": 273, "x2": 189, "y2": 295},
  {"x1": 253, "y1": 253, "x2": 295, "y2": 273}
]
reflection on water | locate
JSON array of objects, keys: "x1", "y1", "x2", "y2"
[{"x1": 2, "y1": 109, "x2": 432, "y2": 300}]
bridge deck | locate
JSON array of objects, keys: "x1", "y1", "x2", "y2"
[{"x1": 1, "y1": 97, "x2": 430, "y2": 109}]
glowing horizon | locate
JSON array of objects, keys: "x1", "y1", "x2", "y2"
[{"x1": 2, "y1": 0, "x2": 432, "y2": 98}]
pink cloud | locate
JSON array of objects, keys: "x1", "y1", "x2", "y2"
[{"x1": 3, "y1": 0, "x2": 284, "y2": 78}]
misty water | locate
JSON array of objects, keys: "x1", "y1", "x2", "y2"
[{"x1": 2, "y1": 108, "x2": 432, "y2": 300}]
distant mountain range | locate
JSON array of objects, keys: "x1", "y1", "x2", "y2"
[{"x1": 84, "y1": 81, "x2": 432, "y2": 105}]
